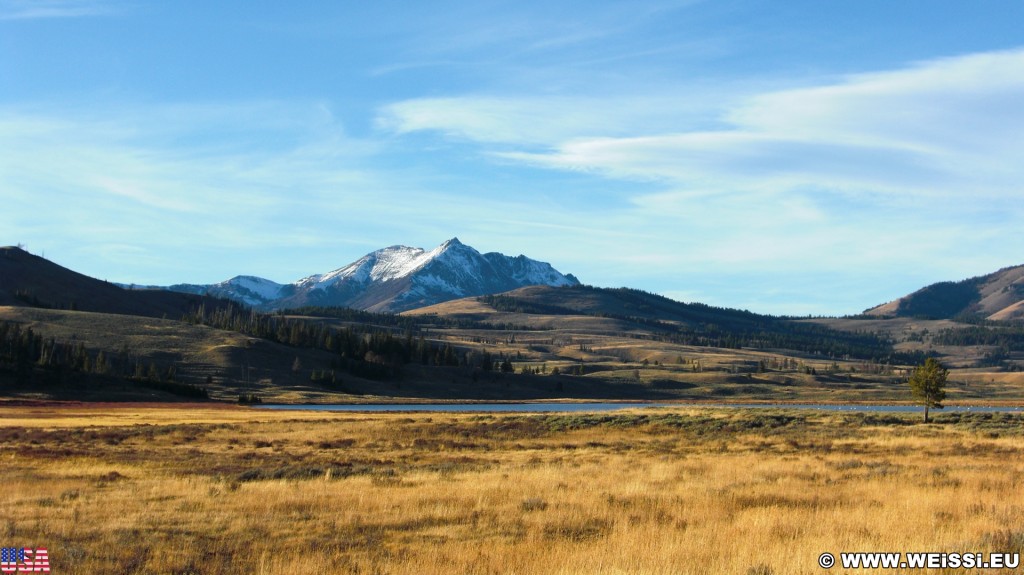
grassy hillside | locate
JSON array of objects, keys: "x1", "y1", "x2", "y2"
[
  {"x1": 0, "y1": 246, "x2": 231, "y2": 319},
  {"x1": 419, "y1": 285, "x2": 927, "y2": 363},
  {"x1": 2, "y1": 256, "x2": 1023, "y2": 404},
  {"x1": 6, "y1": 287, "x2": 1024, "y2": 405},
  {"x1": 867, "y1": 264, "x2": 1024, "y2": 320},
  {"x1": 0, "y1": 306, "x2": 346, "y2": 402}
]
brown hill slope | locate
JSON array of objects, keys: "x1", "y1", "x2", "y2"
[
  {"x1": 412, "y1": 284, "x2": 772, "y2": 329},
  {"x1": 865, "y1": 264, "x2": 1024, "y2": 320},
  {"x1": 4, "y1": 264, "x2": 1022, "y2": 403},
  {"x1": 0, "y1": 305, "x2": 344, "y2": 401},
  {"x1": 0, "y1": 246, "x2": 225, "y2": 319}
]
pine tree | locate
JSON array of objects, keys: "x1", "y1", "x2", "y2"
[{"x1": 908, "y1": 358, "x2": 948, "y2": 423}]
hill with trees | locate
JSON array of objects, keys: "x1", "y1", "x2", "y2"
[
  {"x1": 0, "y1": 246, "x2": 231, "y2": 319},
  {"x1": 865, "y1": 264, "x2": 1024, "y2": 321},
  {"x1": 2, "y1": 247, "x2": 1022, "y2": 404}
]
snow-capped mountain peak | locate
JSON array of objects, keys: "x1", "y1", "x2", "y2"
[
  {"x1": 223, "y1": 275, "x2": 285, "y2": 299},
  {"x1": 194, "y1": 275, "x2": 286, "y2": 307},
  {"x1": 305, "y1": 243, "x2": 433, "y2": 290},
  {"x1": 303, "y1": 238, "x2": 486, "y2": 292},
  {"x1": 164, "y1": 239, "x2": 579, "y2": 313}
]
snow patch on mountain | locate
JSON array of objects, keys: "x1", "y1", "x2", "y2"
[
  {"x1": 216, "y1": 276, "x2": 285, "y2": 306},
  {"x1": 161, "y1": 238, "x2": 579, "y2": 312},
  {"x1": 304, "y1": 244, "x2": 438, "y2": 290}
]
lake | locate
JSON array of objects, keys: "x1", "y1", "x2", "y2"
[
  {"x1": 256, "y1": 402, "x2": 672, "y2": 413},
  {"x1": 255, "y1": 402, "x2": 1023, "y2": 413}
]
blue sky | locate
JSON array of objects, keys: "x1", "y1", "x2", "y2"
[{"x1": 2, "y1": 0, "x2": 1023, "y2": 315}]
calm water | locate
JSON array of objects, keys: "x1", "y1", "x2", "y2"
[
  {"x1": 700, "y1": 403, "x2": 1023, "y2": 413},
  {"x1": 255, "y1": 402, "x2": 672, "y2": 413},
  {"x1": 255, "y1": 402, "x2": 1023, "y2": 413}
]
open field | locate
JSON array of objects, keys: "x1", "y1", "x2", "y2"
[{"x1": 2, "y1": 405, "x2": 1023, "y2": 574}]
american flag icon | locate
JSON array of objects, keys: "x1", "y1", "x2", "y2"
[{"x1": 0, "y1": 548, "x2": 49, "y2": 573}]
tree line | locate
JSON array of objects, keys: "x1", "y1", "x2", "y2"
[
  {"x1": 182, "y1": 303, "x2": 516, "y2": 379},
  {"x1": 481, "y1": 288, "x2": 925, "y2": 364},
  {"x1": 931, "y1": 325, "x2": 1024, "y2": 350},
  {"x1": 0, "y1": 320, "x2": 208, "y2": 398},
  {"x1": 287, "y1": 305, "x2": 549, "y2": 332}
]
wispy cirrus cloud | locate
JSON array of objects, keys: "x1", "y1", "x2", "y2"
[
  {"x1": 0, "y1": 100, "x2": 595, "y2": 285},
  {"x1": 0, "y1": 100, "x2": 399, "y2": 280},
  {"x1": 378, "y1": 92, "x2": 740, "y2": 148},
  {"x1": 378, "y1": 48, "x2": 1024, "y2": 243},
  {"x1": 479, "y1": 48, "x2": 1024, "y2": 203},
  {"x1": 0, "y1": 0, "x2": 116, "y2": 20},
  {"x1": 376, "y1": 48, "x2": 1024, "y2": 313}
]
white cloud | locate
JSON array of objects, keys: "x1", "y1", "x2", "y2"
[
  {"x1": 386, "y1": 48, "x2": 1024, "y2": 203},
  {"x1": 5, "y1": 47, "x2": 1024, "y2": 314},
  {"x1": 374, "y1": 48, "x2": 1024, "y2": 314},
  {"x1": 378, "y1": 92, "x2": 738, "y2": 147},
  {"x1": 0, "y1": 0, "x2": 114, "y2": 20},
  {"x1": 0, "y1": 101, "x2": 404, "y2": 279},
  {"x1": 1, "y1": 99, "x2": 620, "y2": 285}
]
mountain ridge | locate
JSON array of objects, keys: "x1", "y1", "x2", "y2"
[
  {"x1": 0, "y1": 246, "x2": 230, "y2": 319},
  {"x1": 159, "y1": 238, "x2": 579, "y2": 313},
  {"x1": 865, "y1": 264, "x2": 1024, "y2": 321}
]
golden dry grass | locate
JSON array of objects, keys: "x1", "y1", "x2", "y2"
[{"x1": 2, "y1": 405, "x2": 1023, "y2": 574}]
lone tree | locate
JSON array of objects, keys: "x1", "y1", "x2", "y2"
[{"x1": 908, "y1": 358, "x2": 947, "y2": 422}]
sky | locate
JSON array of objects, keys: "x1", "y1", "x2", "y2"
[{"x1": 2, "y1": 0, "x2": 1024, "y2": 316}]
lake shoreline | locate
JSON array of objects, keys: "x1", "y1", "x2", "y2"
[{"x1": 254, "y1": 401, "x2": 1024, "y2": 413}]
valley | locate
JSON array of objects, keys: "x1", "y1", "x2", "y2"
[
  {"x1": 3, "y1": 244, "x2": 1024, "y2": 406},
  {"x1": 3, "y1": 247, "x2": 1024, "y2": 575},
  {"x1": 7, "y1": 6, "x2": 1024, "y2": 573},
  {"x1": 3, "y1": 291, "x2": 1023, "y2": 406}
]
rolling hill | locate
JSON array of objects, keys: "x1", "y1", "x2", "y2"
[
  {"x1": 408, "y1": 284, "x2": 928, "y2": 363},
  {"x1": 3, "y1": 246, "x2": 1023, "y2": 404},
  {"x1": 865, "y1": 264, "x2": 1024, "y2": 321},
  {"x1": 0, "y1": 246, "x2": 228, "y2": 319}
]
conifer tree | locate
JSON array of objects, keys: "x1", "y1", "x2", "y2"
[{"x1": 908, "y1": 358, "x2": 947, "y2": 423}]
